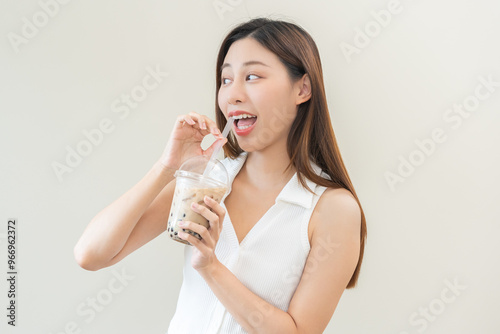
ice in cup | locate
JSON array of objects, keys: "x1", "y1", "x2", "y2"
[{"x1": 167, "y1": 155, "x2": 230, "y2": 246}]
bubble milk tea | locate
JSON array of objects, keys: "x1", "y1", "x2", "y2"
[{"x1": 167, "y1": 182, "x2": 227, "y2": 245}]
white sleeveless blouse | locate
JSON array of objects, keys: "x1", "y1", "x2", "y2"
[{"x1": 167, "y1": 152, "x2": 329, "y2": 333}]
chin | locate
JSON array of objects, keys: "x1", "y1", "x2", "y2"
[
  {"x1": 236, "y1": 140, "x2": 273, "y2": 154},
  {"x1": 234, "y1": 127, "x2": 283, "y2": 153},
  {"x1": 235, "y1": 141, "x2": 257, "y2": 153}
]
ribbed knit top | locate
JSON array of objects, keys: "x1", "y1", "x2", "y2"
[{"x1": 167, "y1": 151, "x2": 329, "y2": 333}]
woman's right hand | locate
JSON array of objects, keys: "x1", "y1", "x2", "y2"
[{"x1": 158, "y1": 112, "x2": 227, "y2": 171}]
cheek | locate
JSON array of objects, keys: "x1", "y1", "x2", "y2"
[
  {"x1": 258, "y1": 91, "x2": 297, "y2": 126},
  {"x1": 217, "y1": 90, "x2": 225, "y2": 111},
  {"x1": 258, "y1": 83, "x2": 293, "y2": 108}
]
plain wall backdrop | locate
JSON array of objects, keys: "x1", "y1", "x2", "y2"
[{"x1": 1, "y1": 0, "x2": 499, "y2": 333}]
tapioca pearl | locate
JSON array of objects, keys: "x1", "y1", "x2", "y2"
[
  {"x1": 174, "y1": 231, "x2": 178, "y2": 236},
  {"x1": 170, "y1": 233, "x2": 173, "y2": 238},
  {"x1": 182, "y1": 213, "x2": 186, "y2": 217}
]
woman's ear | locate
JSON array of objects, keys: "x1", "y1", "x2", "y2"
[{"x1": 295, "y1": 73, "x2": 312, "y2": 105}]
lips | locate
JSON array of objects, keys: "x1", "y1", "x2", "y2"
[
  {"x1": 233, "y1": 117, "x2": 257, "y2": 136},
  {"x1": 228, "y1": 110, "x2": 257, "y2": 118},
  {"x1": 228, "y1": 110, "x2": 258, "y2": 136}
]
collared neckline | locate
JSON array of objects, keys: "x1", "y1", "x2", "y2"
[{"x1": 223, "y1": 152, "x2": 324, "y2": 209}]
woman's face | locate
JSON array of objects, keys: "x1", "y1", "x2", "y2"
[{"x1": 218, "y1": 37, "x2": 304, "y2": 152}]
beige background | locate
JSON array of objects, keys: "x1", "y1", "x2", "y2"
[{"x1": 1, "y1": 0, "x2": 499, "y2": 333}]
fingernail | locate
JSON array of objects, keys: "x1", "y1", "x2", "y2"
[
  {"x1": 178, "y1": 221, "x2": 185, "y2": 226},
  {"x1": 191, "y1": 202, "x2": 198, "y2": 209}
]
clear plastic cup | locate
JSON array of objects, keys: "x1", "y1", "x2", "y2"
[{"x1": 167, "y1": 155, "x2": 230, "y2": 245}]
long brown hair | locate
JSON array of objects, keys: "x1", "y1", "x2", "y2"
[{"x1": 214, "y1": 17, "x2": 367, "y2": 289}]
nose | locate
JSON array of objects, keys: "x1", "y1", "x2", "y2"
[
  {"x1": 226, "y1": 78, "x2": 246, "y2": 105},
  {"x1": 228, "y1": 96, "x2": 242, "y2": 105}
]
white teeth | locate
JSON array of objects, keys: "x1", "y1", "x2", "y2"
[
  {"x1": 237, "y1": 124, "x2": 252, "y2": 130},
  {"x1": 232, "y1": 114, "x2": 256, "y2": 120}
]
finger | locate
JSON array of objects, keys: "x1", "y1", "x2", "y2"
[
  {"x1": 179, "y1": 219, "x2": 214, "y2": 248},
  {"x1": 207, "y1": 120, "x2": 223, "y2": 138},
  {"x1": 189, "y1": 112, "x2": 207, "y2": 130},
  {"x1": 191, "y1": 200, "x2": 221, "y2": 241},
  {"x1": 174, "y1": 116, "x2": 206, "y2": 143},
  {"x1": 179, "y1": 114, "x2": 195, "y2": 125},
  {"x1": 178, "y1": 230, "x2": 211, "y2": 254},
  {"x1": 178, "y1": 222, "x2": 214, "y2": 249},
  {"x1": 175, "y1": 115, "x2": 193, "y2": 129},
  {"x1": 191, "y1": 201, "x2": 218, "y2": 223},
  {"x1": 191, "y1": 202, "x2": 219, "y2": 242},
  {"x1": 189, "y1": 112, "x2": 223, "y2": 139},
  {"x1": 185, "y1": 116, "x2": 196, "y2": 125},
  {"x1": 203, "y1": 196, "x2": 225, "y2": 222},
  {"x1": 208, "y1": 138, "x2": 228, "y2": 153},
  {"x1": 210, "y1": 126, "x2": 223, "y2": 138},
  {"x1": 203, "y1": 196, "x2": 225, "y2": 235}
]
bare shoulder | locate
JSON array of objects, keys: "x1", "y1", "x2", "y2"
[{"x1": 309, "y1": 187, "x2": 361, "y2": 243}]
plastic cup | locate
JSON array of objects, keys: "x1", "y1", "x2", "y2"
[{"x1": 167, "y1": 155, "x2": 230, "y2": 245}]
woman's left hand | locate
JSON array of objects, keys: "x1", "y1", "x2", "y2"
[{"x1": 178, "y1": 195, "x2": 226, "y2": 272}]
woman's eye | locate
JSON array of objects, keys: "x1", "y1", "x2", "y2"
[{"x1": 221, "y1": 74, "x2": 258, "y2": 85}]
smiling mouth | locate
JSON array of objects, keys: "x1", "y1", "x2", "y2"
[{"x1": 233, "y1": 115, "x2": 257, "y2": 129}]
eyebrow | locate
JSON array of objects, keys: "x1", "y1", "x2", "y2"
[{"x1": 220, "y1": 60, "x2": 270, "y2": 71}]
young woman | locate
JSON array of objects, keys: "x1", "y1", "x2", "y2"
[{"x1": 74, "y1": 17, "x2": 367, "y2": 333}]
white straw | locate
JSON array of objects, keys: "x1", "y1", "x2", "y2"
[{"x1": 202, "y1": 117, "x2": 234, "y2": 178}]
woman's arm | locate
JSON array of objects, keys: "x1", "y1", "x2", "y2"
[
  {"x1": 286, "y1": 188, "x2": 361, "y2": 333},
  {"x1": 192, "y1": 187, "x2": 361, "y2": 333},
  {"x1": 74, "y1": 112, "x2": 225, "y2": 271},
  {"x1": 73, "y1": 162, "x2": 176, "y2": 271}
]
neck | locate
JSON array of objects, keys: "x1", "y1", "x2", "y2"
[{"x1": 241, "y1": 137, "x2": 296, "y2": 190}]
